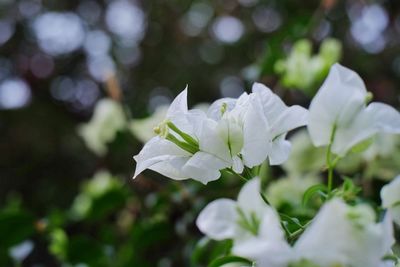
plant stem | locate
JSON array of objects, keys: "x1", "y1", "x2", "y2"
[
  {"x1": 326, "y1": 124, "x2": 337, "y2": 194},
  {"x1": 288, "y1": 220, "x2": 312, "y2": 243},
  {"x1": 224, "y1": 168, "x2": 249, "y2": 182}
]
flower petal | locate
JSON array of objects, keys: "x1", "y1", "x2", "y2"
[
  {"x1": 332, "y1": 102, "x2": 400, "y2": 155},
  {"x1": 237, "y1": 178, "x2": 267, "y2": 216},
  {"x1": 381, "y1": 175, "x2": 400, "y2": 226},
  {"x1": 308, "y1": 64, "x2": 367, "y2": 148},
  {"x1": 133, "y1": 136, "x2": 190, "y2": 178},
  {"x1": 197, "y1": 119, "x2": 232, "y2": 163},
  {"x1": 268, "y1": 136, "x2": 291, "y2": 165},
  {"x1": 182, "y1": 151, "x2": 230, "y2": 184},
  {"x1": 207, "y1": 97, "x2": 237, "y2": 121},
  {"x1": 196, "y1": 199, "x2": 238, "y2": 240},
  {"x1": 235, "y1": 238, "x2": 292, "y2": 267},
  {"x1": 232, "y1": 155, "x2": 244, "y2": 174},
  {"x1": 270, "y1": 105, "x2": 308, "y2": 138},
  {"x1": 149, "y1": 156, "x2": 191, "y2": 180},
  {"x1": 166, "y1": 86, "x2": 188, "y2": 118},
  {"x1": 241, "y1": 98, "x2": 271, "y2": 167},
  {"x1": 365, "y1": 102, "x2": 400, "y2": 134}
]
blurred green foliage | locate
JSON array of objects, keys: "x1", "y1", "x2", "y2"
[{"x1": 0, "y1": 0, "x2": 399, "y2": 266}]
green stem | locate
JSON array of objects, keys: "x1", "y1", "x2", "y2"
[
  {"x1": 225, "y1": 168, "x2": 249, "y2": 182},
  {"x1": 243, "y1": 167, "x2": 253, "y2": 180},
  {"x1": 165, "y1": 133, "x2": 199, "y2": 154},
  {"x1": 326, "y1": 124, "x2": 337, "y2": 194},
  {"x1": 167, "y1": 121, "x2": 199, "y2": 147},
  {"x1": 288, "y1": 220, "x2": 312, "y2": 243}
]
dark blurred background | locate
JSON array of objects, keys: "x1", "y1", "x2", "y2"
[{"x1": 0, "y1": 0, "x2": 399, "y2": 266}]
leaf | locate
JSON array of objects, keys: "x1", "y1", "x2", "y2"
[
  {"x1": 302, "y1": 184, "x2": 328, "y2": 206},
  {"x1": 0, "y1": 211, "x2": 35, "y2": 248},
  {"x1": 208, "y1": 255, "x2": 253, "y2": 267},
  {"x1": 392, "y1": 201, "x2": 400, "y2": 208},
  {"x1": 279, "y1": 214, "x2": 304, "y2": 229},
  {"x1": 351, "y1": 137, "x2": 374, "y2": 154}
]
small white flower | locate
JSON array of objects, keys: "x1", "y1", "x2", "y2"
[
  {"x1": 308, "y1": 63, "x2": 400, "y2": 156},
  {"x1": 134, "y1": 83, "x2": 308, "y2": 183},
  {"x1": 196, "y1": 178, "x2": 292, "y2": 266},
  {"x1": 381, "y1": 175, "x2": 400, "y2": 226},
  {"x1": 241, "y1": 83, "x2": 308, "y2": 167},
  {"x1": 78, "y1": 98, "x2": 126, "y2": 156},
  {"x1": 133, "y1": 88, "x2": 231, "y2": 184},
  {"x1": 294, "y1": 199, "x2": 395, "y2": 267},
  {"x1": 204, "y1": 93, "x2": 250, "y2": 173}
]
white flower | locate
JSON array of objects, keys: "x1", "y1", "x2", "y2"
[
  {"x1": 241, "y1": 83, "x2": 308, "y2": 167},
  {"x1": 78, "y1": 98, "x2": 126, "y2": 155},
  {"x1": 204, "y1": 93, "x2": 250, "y2": 173},
  {"x1": 381, "y1": 175, "x2": 400, "y2": 226},
  {"x1": 308, "y1": 63, "x2": 400, "y2": 156},
  {"x1": 196, "y1": 178, "x2": 292, "y2": 267},
  {"x1": 130, "y1": 103, "x2": 210, "y2": 143},
  {"x1": 133, "y1": 88, "x2": 231, "y2": 184},
  {"x1": 294, "y1": 198, "x2": 395, "y2": 267}
]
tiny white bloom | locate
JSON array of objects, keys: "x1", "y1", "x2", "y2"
[
  {"x1": 241, "y1": 83, "x2": 308, "y2": 167},
  {"x1": 196, "y1": 178, "x2": 292, "y2": 266},
  {"x1": 381, "y1": 175, "x2": 400, "y2": 226},
  {"x1": 294, "y1": 199, "x2": 395, "y2": 267},
  {"x1": 308, "y1": 63, "x2": 400, "y2": 156},
  {"x1": 78, "y1": 98, "x2": 126, "y2": 156},
  {"x1": 133, "y1": 88, "x2": 231, "y2": 184}
]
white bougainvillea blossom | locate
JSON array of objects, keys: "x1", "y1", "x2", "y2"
[
  {"x1": 293, "y1": 199, "x2": 395, "y2": 267},
  {"x1": 133, "y1": 83, "x2": 308, "y2": 184},
  {"x1": 308, "y1": 63, "x2": 400, "y2": 156},
  {"x1": 196, "y1": 178, "x2": 293, "y2": 267}
]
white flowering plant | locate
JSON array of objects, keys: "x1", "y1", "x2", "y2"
[{"x1": 132, "y1": 64, "x2": 400, "y2": 267}]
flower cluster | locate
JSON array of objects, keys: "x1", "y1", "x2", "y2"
[
  {"x1": 132, "y1": 63, "x2": 400, "y2": 267},
  {"x1": 198, "y1": 178, "x2": 395, "y2": 267},
  {"x1": 274, "y1": 38, "x2": 342, "y2": 95},
  {"x1": 133, "y1": 83, "x2": 308, "y2": 184}
]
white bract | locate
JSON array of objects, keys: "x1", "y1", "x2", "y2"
[
  {"x1": 196, "y1": 178, "x2": 292, "y2": 267},
  {"x1": 206, "y1": 83, "x2": 308, "y2": 169},
  {"x1": 293, "y1": 199, "x2": 395, "y2": 267},
  {"x1": 78, "y1": 98, "x2": 126, "y2": 155},
  {"x1": 381, "y1": 175, "x2": 400, "y2": 226},
  {"x1": 241, "y1": 83, "x2": 308, "y2": 167},
  {"x1": 308, "y1": 63, "x2": 400, "y2": 156},
  {"x1": 133, "y1": 88, "x2": 232, "y2": 184}
]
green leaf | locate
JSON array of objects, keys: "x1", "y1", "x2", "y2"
[
  {"x1": 351, "y1": 137, "x2": 374, "y2": 154},
  {"x1": 279, "y1": 214, "x2": 304, "y2": 229},
  {"x1": 0, "y1": 210, "x2": 35, "y2": 248},
  {"x1": 208, "y1": 255, "x2": 253, "y2": 267},
  {"x1": 392, "y1": 201, "x2": 400, "y2": 208},
  {"x1": 302, "y1": 184, "x2": 328, "y2": 206}
]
